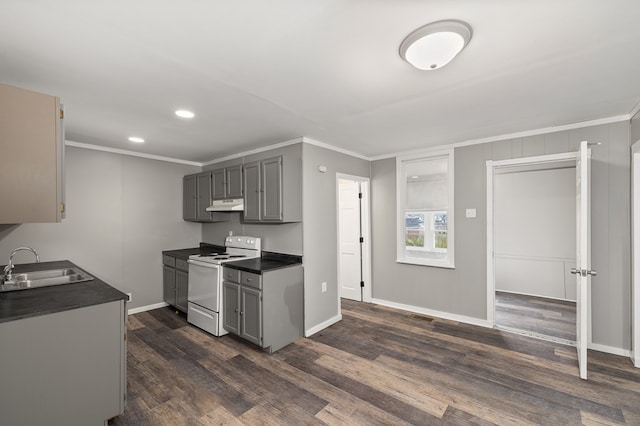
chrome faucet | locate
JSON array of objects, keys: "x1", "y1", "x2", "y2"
[{"x1": 2, "y1": 247, "x2": 40, "y2": 285}]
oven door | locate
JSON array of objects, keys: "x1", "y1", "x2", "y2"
[{"x1": 187, "y1": 259, "x2": 220, "y2": 312}]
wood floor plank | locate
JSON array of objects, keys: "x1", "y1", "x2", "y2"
[{"x1": 110, "y1": 303, "x2": 640, "y2": 425}]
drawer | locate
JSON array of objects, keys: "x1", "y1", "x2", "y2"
[
  {"x1": 175, "y1": 258, "x2": 189, "y2": 272},
  {"x1": 241, "y1": 271, "x2": 262, "y2": 289},
  {"x1": 223, "y1": 268, "x2": 240, "y2": 283},
  {"x1": 162, "y1": 255, "x2": 175, "y2": 267}
]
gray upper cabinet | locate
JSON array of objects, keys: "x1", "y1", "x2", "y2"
[
  {"x1": 211, "y1": 168, "x2": 226, "y2": 200},
  {"x1": 243, "y1": 161, "x2": 261, "y2": 221},
  {"x1": 183, "y1": 174, "x2": 197, "y2": 221},
  {"x1": 0, "y1": 84, "x2": 65, "y2": 224},
  {"x1": 211, "y1": 163, "x2": 243, "y2": 200},
  {"x1": 196, "y1": 171, "x2": 213, "y2": 221},
  {"x1": 243, "y1": 155, "x2": 298, "y2": 222},
  {"x1": 226, "y1": 163, "x2": 243, "y2": 198},
  {"x1": 183, "y1": 171, "x2": 229, "y2": 223}
]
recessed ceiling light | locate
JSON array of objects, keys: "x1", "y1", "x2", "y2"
[
  {"x1": 175, "y1": 110, "x2": 195, "y2": 118},
  {"x1": 400, "y1": 20, "x2": 472, "y2": 70},
  {"x1": 411, "y1": 175, "x2": 420, "y2": 179},
  {"x1": 128, "y1": 136, "x2": 145, "y2": 143}
]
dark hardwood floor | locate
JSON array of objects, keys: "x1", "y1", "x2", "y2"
[
  {"x1": 110, "y1": 300, "x2": 640, "y2": 425},
  {"x1": 495, "y1": 291, "x2": 576, "y2": 341}
]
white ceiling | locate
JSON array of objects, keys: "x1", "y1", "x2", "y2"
[{"x1": 2, "y1": 0, "x2": 640, "y2": 163}]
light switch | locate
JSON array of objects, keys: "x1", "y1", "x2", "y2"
[{"x1": 466, "y1": 208, "x2": 477, "y2": 218}]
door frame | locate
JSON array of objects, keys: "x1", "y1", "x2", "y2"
[
  {"x1": 336, "y1": 173, "x2": 372, "y2": 303},
  {"x1": 632, "y1": 140, "x2": 640, "y2": 367},
  {"x1": 486, "y1": 151, "x2": 591, "y2": 345}
]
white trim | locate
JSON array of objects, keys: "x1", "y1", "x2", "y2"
[
  {"x1": 371, "y1": 298, "x2": 493, "y2": 328},
  {"x1": 305, "y1": 313, "x2": 342, "y2": 337},
  {"x1": 335, "y1": 174, "x2": 372, "y2": 304},
  {"x1": 128, "y1": 302, "x2": 169, "y2": 315},
  {"x1": 396, "y1": 148, "x2": 455, "y2": 269},
  {"x1": 202, "y1": 137, "x2": 304, "y2": 166},
  {"x1": 490, "y1": 151, "x2": 578, "y2": 167},
  {"x1": 303, "y1": 137, "x2": 370, "y2": 161},
  {"x1": 588, "y1": 342, "x2": 631, "y2": 357},
  {"x1": 65, "y1": 140, "x2": 202, "y2": 166},
  {"x1": 630, "y1": 101, "x2": 640, "y2": 120},
  {"x1": 632, "y1": 140, "x2": 640, "y2": 367},
  {"x1": 370, "y1": 115, "x2": 629, "y2": 161}
]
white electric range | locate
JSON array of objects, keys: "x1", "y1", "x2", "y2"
[{"x1": 186, "y1": 236, "x2": 261, "y2": 336}]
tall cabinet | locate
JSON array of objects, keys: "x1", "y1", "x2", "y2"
[{"x1": 0, "y1": 84, "x2": 65, "y2": 223}]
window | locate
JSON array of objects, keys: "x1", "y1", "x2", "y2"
[{"x1": 397, "y1": 149, "x2": 454, "y2": 268}]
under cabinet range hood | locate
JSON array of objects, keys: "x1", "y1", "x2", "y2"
[{"x1": 206, "y1": 199, "x2": 244, "y2": 212}]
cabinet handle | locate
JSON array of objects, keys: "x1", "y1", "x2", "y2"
[
  {"x1": 260, "y1": 189, "x2": 264, "y2": 192},
  {"x1": 234, "y1": 308, "x2": 238, "y2": 313},
  {"x1": 240, "y1": 311, "x2": 244, "y2": 315},
  {"x1": 247, "y1": 278, "x2": 252, "y2": 282}
]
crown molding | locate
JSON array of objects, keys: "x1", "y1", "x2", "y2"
[{"x1": 65, "y1": 141, "x2": 202, "y2": 166}]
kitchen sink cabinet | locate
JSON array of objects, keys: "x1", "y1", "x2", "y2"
[
  {"x1": 0, "y1": 84, "x2": 65, "y2": 224},
  {"x1": 163, "y1": 255, "x2": 189, "y2": 313},
  {"x1": 212, "y1": 163, "x2": 243, "y2": 200},
  {"x1": 222, "y1": 265, "x2": 303, "y2": 353},
  {"x1": 243, "y1": 155, "x2": 300, "y2": 222},
  {"x1": 0, "y1": 299, "x2": 127, "y2": 425},
  {"x1": 183, "y1": 171, "x2": 229, "y2": 222}
]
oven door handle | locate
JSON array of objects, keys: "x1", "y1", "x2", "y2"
[{"x1": 187, "y1": 259, "x2": 220, "y2": 269}]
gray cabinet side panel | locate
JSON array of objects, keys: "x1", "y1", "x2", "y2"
[
  {"x1": 263, "y1": 265, "x2": 304, "y2": 352},
  {"x1": 0, "y1": 301, "x2": 124, "y2": 425}
]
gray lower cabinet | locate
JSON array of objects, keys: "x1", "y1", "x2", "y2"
[
  {"x1": 0, "y1": 300, "x2": 127, "y2": 425},
  {"x1": 222, "y1": 265, "x2": 303, "y2": 353},
  {"x1": 163, "y1": 254, "x2": 189, "y2": 312}
]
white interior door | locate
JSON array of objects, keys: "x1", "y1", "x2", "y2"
[
  {"x1": 338, "y1": 179, "x2": 362, "y2": 301},
  {"x1": 573, "y1": 140, "x2": 593, "y2": 380}
]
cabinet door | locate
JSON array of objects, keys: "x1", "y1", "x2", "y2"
[
  {"x1": 226, "y1": 164, "x2": 243, "y2": 198},
  {"x1": 243, "y1": 161, "x2": 261, "y2": 221},
  {"x1": 163, "y1": 265, "x2": 176, "y2": 307},
  {"x1": 223, "y1": 282, "x2": 240, "y2": 335},
  {"x1": 0, "y1": 84, "x2": 63, "y2": 224},
  {"x1": 262, "y1": 156, "x2": 283, "y2": 221},
  {"x1": 211, "y1": 168, "x2": 227, "y2": 200},
  {"x1": 196, "y1": 172, "x2": 212, "y2": 221},
  {"x1": 241, "y1": 286, "x2": 262, "y2": 346},
  {"x1": 183, "y1": 174, "x2": 197, "y2": 221},
  {"x1": 175, "y1": 269, "x2": 189, "y2": 313}
]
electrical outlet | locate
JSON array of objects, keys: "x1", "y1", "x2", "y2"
[
  {"x1": 321, "y1": 282, "x2": 327, "y2": 293},
  {"x1": 126, "y1": 292, "x2": 132, "y2": 302}
]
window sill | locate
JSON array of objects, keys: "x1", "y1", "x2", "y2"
[{"x1": 396, "y1": 258, "x2": 455, "y2": 269}]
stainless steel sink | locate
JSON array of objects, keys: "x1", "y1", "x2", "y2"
[{"x1": 1, "y1": 267, "x2": 94, "y2": 292}]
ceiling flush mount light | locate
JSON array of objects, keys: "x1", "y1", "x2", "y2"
[
  {"x1": 128, "y1": 136, "x2": 145, "y2": 143},
  {"x1": 175, "y1": 109, "x2": 195, "y2": 119},
  {"x1": 399, "y1": 20, "x2": 472, "y2": 70}
]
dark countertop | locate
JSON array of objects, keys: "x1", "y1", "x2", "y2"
[
  {"x1": 162, "y1": 243, "x2": 226, "y2": 260},
  {"x1": 223, "y1": 251, "x2": 303, "y2": 274},
  {"x1": 0, "y1": 260, "x2": 128, "y2": 324}
]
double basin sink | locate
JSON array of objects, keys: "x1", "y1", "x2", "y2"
[{"x1": 0, "y1": 267, "x2": 94, "y2": 292}]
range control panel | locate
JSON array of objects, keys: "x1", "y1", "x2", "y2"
[{"x1": 225, "y1": 236, "x2": 262, "y2": 251}]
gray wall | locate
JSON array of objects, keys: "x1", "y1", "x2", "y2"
[
  {"x1": 495, "y1": 167, "x2": 576, "y2": 300},
  {"x1": 0, "y1": 146, "x2": 202, "y2": 310},
  {"x1": 371, "y1": 121, "x2": 632, "y2": 350},
  {"x1": 302, "y1": 144, "x2": 370, "y2": 334}
]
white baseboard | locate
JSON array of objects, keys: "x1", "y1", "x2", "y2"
[
  {"x1": 588, "y1": 342, "x2": 631, "y2": 357},
  {"x1": 305, "y1": 313, "x2": 342, "y2": 337},
  {"x1": 370, "y1": 298, "x2": 493, "y2": 328},
  {"x1": 128, "y1": 302, "x2": 169, "y2": 315}
]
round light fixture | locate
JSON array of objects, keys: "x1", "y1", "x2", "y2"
[
  {"x1": 175, "y1": 109, "x2": 195, "y2": 119},
  {"x1": 400, "y1": 20, "x2": 472, "y2": 70},
  {"x1": 128, "y1": 136, "x2": 145, "y2": 143}
]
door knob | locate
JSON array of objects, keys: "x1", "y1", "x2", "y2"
[
  {"x1": 571, "y1": 268, "x2": 579, "y2": 275},
  {"x1": 587, "y1": 270, "x2": 597, "y2": 276}
]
